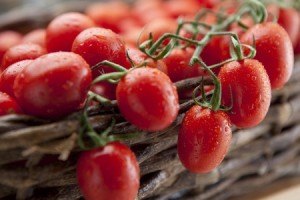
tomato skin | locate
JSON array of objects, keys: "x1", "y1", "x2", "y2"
[
  {"x1": 178, "y1": 105, "x2": 232, "y2": 173},
  {"x1": 295, "y1": 33, "x2": 300, "y2": 55},
  {"x1": 218, "y1": 59, "x2": 271, "y2": 128},
  {"x1": 85, "y1": 1, "x2": 131, "y2": 34},
  {"x1": 71, "y1": 27, "x2": 130, "y2": 78},
  {"x1": 163, "y1": 47, "x2": 204, "y2": 82},
  {"x1": 0, "y1": 60, "x2": 32, "y2": 97},
  {"x1": 132, "y1": 0, "x2": 172, "y2": 25},
  {"x1": 241, "y1": 22, "x2": 294, "y2": 89},
  {"x1": 163, "y1": 0, "x2": 201, "y2": 19},
  {"x1": 46, "y1": 12, "x2": 95, "y2": 52},
  {"x1": 197, "y1": 0, "x2": 220, "y2": 8},
  {"x1": 278, "y1": 8, "x2": 300, "y2": 48},
  {"x1": 77, "y1": 142, "x2": 140, "y2": 200},
  {"x1": 22, "y1": 28, "x2": 46, "y2": 47},
  {"x1": 0, "y1": 31, "x2": 22, "y2": 63},
  {"x1": 13, "y1": 52, "x2": 92, "y2": 119},
  {"x1": 138, "y1": 18, "x2": 177, "y2": 44},
  {"x1": 201, "y1": 36, "x2": 224, "y2": 69},
  {"x1": 126, "y1": 46, "x2": 168, "y2": 74},
  {"x1": 90, "y1": 81, "x2": 117, "y2": 101},
  {"x1": 1, "y1": 43, "x2": 46, "y2": 71},
  {"x1": 0, "y1": 92, "x2": 22, "y2": 116},
  {"x1": 116, "y1": 67, "x2": 179, "y2": 131}
]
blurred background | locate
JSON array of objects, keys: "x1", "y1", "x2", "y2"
[{"x1": 0, "y1": 0, "x2": 109, "y2": 32}]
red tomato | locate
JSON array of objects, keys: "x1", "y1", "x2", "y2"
[
  {"x1": 163, "y1": 47, "x2": 204, "y2": 82},
  {"x1": 77, "y1": 142, "x2": 140, "y2": 200},
  {"x1": 218, "y1": 59, "x2": 271, "y2": 128},
  {"x1": 85, "y1": 1, "x2": 131, "y2": 33},
  {"x1": 121, "y1": 27, "x2": 143, "y2": 47},
  {"x1": 126, "y1": 46, "x2": 168, "y2": 74},
  {"x1": 22, "y1": 28, "x2": 46, "y2": 47},
  {"x1": 178, "y1": 105, "x2": 232, "y2": 173},
  {"x1": 71, "y1": 27, "x2": 130, "y2": 78},
  {"x1": 90, "y1": 81, "x2": 117, "y2": 101},
  {"x1": 46, "y1": 12, "x2": 95, "y2": 52},
  {"x1": 221, "y1": 16, "x2": 255, "y2": 61},
  {"x1": 278, "y1": 7, "x2": 300, "y2": 48},
  {"x1": 138, "y1": 18, "x2": 177, "y2": 45},
  {"x1": 13, "y1": 52, "x2": 92, "y2": 119},
  {"x1": 197, "y1": 0, "x2": 221, "y2": 8},
  {"x1": 0, "y1": 92, "x2": 22, "y2": 116},
  {"x1": 268, "y1": 6, "x2": 300, "y2": 48},
  {"x1": 163, "y1": 0, "x2": 201, "y2": 19},
  {"x1": 116, "y1": 67, "x2": 179, "y2": 131},
  {"x1": 1, "y1": 43, "x2": 46, "y2": 71},
  {"x1": 132, "y1": 0, "x2": 172, "y2": 25},
  {"x1": 295, "y1": 35, "x2": 300, "y2": 55},
  {"x1": 117, "y1": 17, "x2": 141, "y2": 34},
  {"x1": 126, "y1": 46, "x2": 150, "y2": 66},
  {"x1": 0, "y1": 60, "x2": 32, "y2": 97},
  {"x1": 0, "y1": 31, "x2": 22, "y2": 62},
  {"x1": 241, "y1": 22, "x2": 294, "y2": 89},
  {"x1": 201, "y1": 35, "x2": 223, "y2": 62}
]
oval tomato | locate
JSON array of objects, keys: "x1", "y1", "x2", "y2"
[
  {"x1": 22, "y1": 28, "x2": 46, "y2": 47},
  {"x1": 137, "y1": 18, "x2": 177, "y2": 45},
  {"x1": 218, "y1": 59, "x2": 271, "y2": 128},
  {"x1": 13, "y1": 52, "x2": 92, "y2": 119},
  {"x1": 90, "y1": 81, "x2": 117, "y2": 101},
  {"x1": 116, "y1": 67, "x2": 179, "y2": 131},
  {"x1": 0, "y1": 59, "x2": 32, "y2": 97},
  {"x1": 77, "y1": 142, "x2": 140, "y2": 200},
  {"x1": 200, "y1": 36, "x2": 224, "y2": 69},
  {"x1": 85, "y1": 1, "x2": 131, "y2": 34},
  {"x1": 1, "y1": 43, "x2": 46, "y2": 71},
  {"x1": 197, "y1": 0, "x2": 221, "y2": 8},
  {"x1": 0, "y1": 92, "x2": 22, "y2": 116},
  {"x1": 126, "y1": 46, "x2": 168, "y2": 74},
  {"x1": 163, "y1": 0, "x2": 201, "y2": 19},
  {"x1": 71, "y1": 27, "x2": 130, "y2": 78},
  {"x1": 295, "y1": 33, "x2": 300, "y2": 55},
  {"x1": 0, "y1": 31, "x2": 22, "y2": 63},
  {"x1": 132, "y1": 0, "x2": 172, "y2": 25},
  {"x1": 267, "y1": 6, "x2": 300, "y2": 48},
  {"x1": 163, "y1": 47, "x2": 204, "y2": 82},
  {"x1": 240, "y1": 22, "x2": 294, "y2": 89},
  {"x1": 178, "y1": 105, "x2": 232, "y2": 173},
  {"x1": 46, "y1": 12, "x2": 95, "y2": 52}
]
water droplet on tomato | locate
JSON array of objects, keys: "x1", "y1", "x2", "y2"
[
  {"x1": 248, "y1": 104, "x2": 255, "y2": 110},
  {"x1": 224, "y1": 123, "x2": 230, "y2": 131},
  {"x1": 251, "y1": 76, "x2": 257, "y2": 81}
]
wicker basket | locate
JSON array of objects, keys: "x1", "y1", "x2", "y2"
[{"x1": 1, "y1": 1, "x2": 300, "y2": 200}]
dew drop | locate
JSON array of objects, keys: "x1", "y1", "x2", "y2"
[{"x1": 248, "y1": 104, "x2": 255, "y2": 110}]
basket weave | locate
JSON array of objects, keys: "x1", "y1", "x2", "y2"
[{"x1": 1, "y1": 1, "x2": 300, "y2": 200}]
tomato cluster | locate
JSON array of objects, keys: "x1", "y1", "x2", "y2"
[{"x1": 0, "y1": 0, "x2": 299, "y2": 199}]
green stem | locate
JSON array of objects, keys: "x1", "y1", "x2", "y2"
[
  {"x1": 88, "y1": 91, "x2": 112, "y2": 106},
  {"x1": 92, "y1": 71, "x2": 126, "y2": 85},
  {"x1": 194, "y1": 59, "x2": 222, "y2": 111},
  {"x1": 190, "y1": 0, "x2": 267, "y2": 65},
  {"x1": 91, "y1": 60, "x2": 128, "y2": 72}
]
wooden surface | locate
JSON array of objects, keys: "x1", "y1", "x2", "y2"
[{"x1": 231, "y1": 176, "x2": 300, "y2": 200}]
